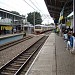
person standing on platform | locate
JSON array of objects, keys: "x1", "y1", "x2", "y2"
[
  {"x1": 4, "y1": 28, "x2": 6, "y2": 34},
  {"x1": 56, "y1": 27, "x2": 60, "y2": 35},
  {"x1": 13, "y1": 28, "x2": 16, "y2": 33}
]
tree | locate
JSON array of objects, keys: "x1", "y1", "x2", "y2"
[
  {"x1": 11, "y1": 11, "x2": 20, "y2": 15},
  {"x1": 27, "y1": 12, "x2": 42, "y2": 25}
]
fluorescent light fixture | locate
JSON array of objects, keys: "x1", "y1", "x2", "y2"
[{"x1": 67, "y1": 11, "x2": 73, "y2": 17}]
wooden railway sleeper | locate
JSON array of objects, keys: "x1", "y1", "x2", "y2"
[
  {"x1": 13, "y1": 61, "x2": 25, "y2": 64},
  {"x1": 21, "y1": 55, "x2": 30, "y2": 57},
  {"x1": 5, "y1": 67, "x2": 18, "y2": 71},
  {"x1": 2, "y1": 70, "x2": 16, "y2": 74},
  {"x1": 23, "y1": 53, "x2": 32, "y2": 55},
  {"x1": 17, "y1": 58, "x2": 27, "y2": 61},
  {"x1": 19, "y1": 56, "x2": 29, "y2": 59},
  {"x1": 1, "y1": 68, "x2": 18, "y2": 74},
  {"x1": 10, "y1": 64, "x2": 22, "y2": 67},
  {"x1": 17, "y1": 56, "x2": 26, "y2": 59},
  {"x1": 0, "y1": 68, "x2": 16, "y2": 74},
  {"x1": 1, "y1": 72, "x2": 13, "y2": 75},
  {"x1": 22, "y1": 53, "x2": 31, "y2": 56}
]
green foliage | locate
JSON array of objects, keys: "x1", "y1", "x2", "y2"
[{"x1": 27, "y1": 12, "x2": 42, "y2": 25}]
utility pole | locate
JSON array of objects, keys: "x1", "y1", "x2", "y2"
[
  {"x1": 34, "y1": 11, "x2": 35, "y2": 26},
  {"x1": 72, "y1": 0, "x2": 75, "y2": 53},
  {"x1": 73, "y1": 0, "x2": 75, "y2": 33}
]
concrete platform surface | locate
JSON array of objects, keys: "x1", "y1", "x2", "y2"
[
  {"x1": 25, "y1": 33, "x2": 75, "y2": 75},
  {"x1": 25, "y1": 33, "x2": 56, "y2": 75},
  {"x1": 0, "y1": 33, "x2": 24, "y2": 39},
  {"x1": 56, "y1": 34, "x2": 75, "y2": 75}
]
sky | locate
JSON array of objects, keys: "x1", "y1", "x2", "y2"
[{"x1": 0, "y1": 0, "x2": 54, "y2": 24}]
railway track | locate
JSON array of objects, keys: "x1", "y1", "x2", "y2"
[
  {"x1": 0, "y1": 35, "x2": 48, "y2": 75},
  {"x1": 0, "y1": 36, "x2": 33, "y2": 51},
  {"x1": 44, "y1": 31, "x2": 52, "y2": 35}
]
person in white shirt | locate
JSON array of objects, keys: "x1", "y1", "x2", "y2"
[
  {"x1": 13, "y1": 28, "x2": 16, "y2": 33},
  {"x1": 63, "y1": 30, "x2": 68, "y2": 42}
]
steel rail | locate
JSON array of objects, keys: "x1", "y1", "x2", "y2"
[{"x1": 0, "y1": 36, "x2": 48, "y2": 75}]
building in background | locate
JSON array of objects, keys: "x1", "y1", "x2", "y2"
[{"x1": 0, "y1": 8, "x2": 25, "y2": 35}]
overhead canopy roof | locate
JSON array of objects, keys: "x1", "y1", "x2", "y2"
[{"x1": 44, "y1": 0, "x2": 73, "y2": 19}]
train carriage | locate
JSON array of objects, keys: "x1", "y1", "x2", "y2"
[{"x1": 34, "y1": 24, "x2": 55, "y2": 34}]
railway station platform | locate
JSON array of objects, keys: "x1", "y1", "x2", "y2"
[
  {"x1": 25, "y1": 33, "x2": 75, "y2": 75},
  {"x1": 0, "y1": 33, "x2": 36, "y2": 45},
  {"x1": 0, "y1": 33, "x2": 25, "y2": 45},
  {"x1": 0, "y1": 33, "x2": 24, "y2": 39},
  {"x1": 25, "y1": 33, "x2": 56, "y2": 75}
]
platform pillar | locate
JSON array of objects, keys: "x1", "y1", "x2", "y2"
[{"x1": 71, "y1": 0, "x2": 75, "y2": 53}]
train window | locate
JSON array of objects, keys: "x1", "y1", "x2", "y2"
[{"x1": 35, "y1": 26, "x2": 41, "y2": 29}]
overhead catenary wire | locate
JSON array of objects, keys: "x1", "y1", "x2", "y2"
[
  {"x1": 35, "y1": 0, "x2": 40, "y2": 7},
  {"x1": 23, "y1": 0, "x2": 36, "y2": 10},
  {"x1": 0, "y1": 1, "x2": 23, "y2": 14},
  {"x1": 29, "y1": 0, "x2": 41, "y2": 12},
  {"x1": 30, "y1": 0, "x2": 51, "y2": 19},
  {"x1": 31, "y1": 0, "x2": 49, "y2": 16},
  {"x1": 23, "y1": 0, "x2": 45, "y2": 14},
  {"x1": 34, "y1": 0, "x2": 49, "y2": 14},
  {"x1": 23, "y1": 0, "x2": 52, "y2": 23},
  {"x1": 23, "y1": 0, "x2": 51, "y2": 22}
]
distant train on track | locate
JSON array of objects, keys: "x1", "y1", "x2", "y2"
[{"x1": 34, "y1": 24, "x2": 55, "y2": 34}]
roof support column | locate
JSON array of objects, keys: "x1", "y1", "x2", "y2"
[
  {"x1": 73, "y1": 0, "x2": 75, "y2": 33},
  {"x1": 71, "y1": 0, "x2": 75, "y2": 53}
]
